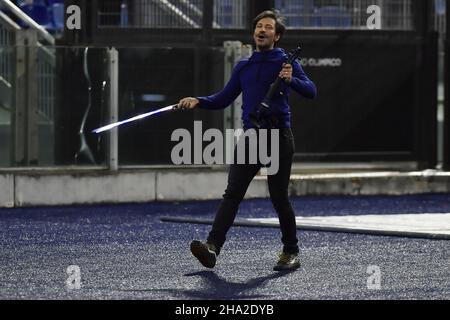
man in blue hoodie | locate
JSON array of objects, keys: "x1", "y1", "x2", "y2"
[{"x1": 178, "y1": 10, "x2": 317, "y2": 271}]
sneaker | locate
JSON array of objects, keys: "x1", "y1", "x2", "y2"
[
  {"x1": 190, "y1": 240, "x2": 218, "y2": 268},
  {"x1": 273, "y1": 252, "x2": 300, "y2": 271}
]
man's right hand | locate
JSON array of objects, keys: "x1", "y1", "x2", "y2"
[{"x1": 177, "y1": 97, "x2": 199, "y2": 110}]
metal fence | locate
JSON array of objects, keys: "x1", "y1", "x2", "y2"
[
  {"x1": 275, "y1": 0, "x2": 414, "y2": 30},
  {"x1": 97, "y1": 0, "x2": 249, "y2": 29},
  {"x1": 98, "y1": 0, "x2": 204, "y2": 28},
  {"x1": 0, "y1": 32, "x2": 12, "y2": 90},
  {"x1": 0, "y1": 12, "x2": 17, "y2": 106},
  {"x1": 1, "y1": 9, "x2": 55, "y2": 121},
  {"x1": 37, "y1": 45, "x2": 55, "y2": 123},
  {"x1": 98, "y1": 0, "x2": 250, "y2": 29},
  {"x1": 0, "y1": 10, "x2": 56, "y2": 165},
  {"x1": 96, "y1": 0, "x2": 446, "y2": 32},
  {"x1": 213, "y1": 0, "x2": 247, "y2": 29}
]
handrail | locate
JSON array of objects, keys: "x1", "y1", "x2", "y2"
[
  {"x1": 0, "y1": 9, "x2": 21, "y2": 31},
  {"x1": 152, "y1": 0, "x2": 200, "y2": 28},
  {"x1": 1, "y1": 0, "x2": 55, "y2": 45},
  {"x1": 0, "y1": 11, "x2": 19, "y2": 95},
  {"x1": 176, "y1": 0, "x2": 220, "y2": 28}
]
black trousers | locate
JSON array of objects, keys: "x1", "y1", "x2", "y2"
[{"x1": 207, "y1": 128, "x2": 299, "y2": 254}]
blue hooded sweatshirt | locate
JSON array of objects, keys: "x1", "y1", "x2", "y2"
[{"x1": 197, "y1": 47, "x2": 317, "y2": 129}]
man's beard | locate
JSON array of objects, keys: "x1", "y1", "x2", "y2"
[
  {"x1": 256, "y1": 41, "x2": 274, "y2": 51},
  {"x1": 257, "y1": 44, "x2": 271, "y2": 51}
]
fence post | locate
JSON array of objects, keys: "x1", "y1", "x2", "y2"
[
  {"x1": 444, "y1": 0, "x2": 450, "y2": 170},
  {"x1": 26, "y1": 30, "x2": 39, "y2": 165},
  {"x1": 10, "y1": 29, "x2": 40, "y2": 166},
  {"x1": 202, "y1": 0, "x2": 213, "y2": 44},
  {"x1": 11, "y1": 30, "x2": 26, "y2": 165},
  {"x1": 414, "y1": 0, "x2": 438, "y2": 170},
  {"x1": 107, "y1": 47, "x2": 119, "y2": 171}
]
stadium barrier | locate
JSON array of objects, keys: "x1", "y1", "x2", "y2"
[{"x1": 2, "y1": 169, "x2": 450, "y2": 207}]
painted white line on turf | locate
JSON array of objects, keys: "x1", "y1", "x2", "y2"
[{"x1": 247, "y1": 213, "x2": 450, "y2": 237}]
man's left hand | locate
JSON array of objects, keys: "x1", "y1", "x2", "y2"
[{"x1": 279, "y1": 63, "x2": 293, "y2": 84}]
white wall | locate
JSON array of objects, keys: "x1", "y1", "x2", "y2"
[{"x1": 1, "y1": 170, "x2": 450, "y2": 208}]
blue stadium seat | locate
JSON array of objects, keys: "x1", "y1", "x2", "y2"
[
  {"x1": 18, "y1": 0, "x2": 47, "y2": 6},
  {"x1": 51, "y1": 2, "x2": 64, "y2": 30},
  {"x1": 47, "y1": 0, "x2": 65, "y2": 5},
  {"x1": 120, "y1": 1, "x2": 128, "y2": 26},
  {"x1": 0, "y1": 2, "x2": 10, "y2": 15},
  {"x1": 282, "y1": 0, "x2": 320, "y2": 28},
  {"x1": 435, "y1": 0, "x2": 445, "y2": 15},
  {"x1": 18, "y1": 3, "x2": 53, "y2": 29},
  {"x1": 317, "y1": 6, "x2": 351, "y2": 28},
  {"x1": 217, "y1": 0, "x2": 233, "y2": 28},
  {"x1": 285, "y1": 4, "x2": 306, "y2": 27}
]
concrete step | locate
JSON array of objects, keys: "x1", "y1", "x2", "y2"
[
  {"x1": 290, "y1": 162, "x2": 418, "y2": 174},
  {"x1": 1, "y1": 168, "x2": 450, "y2": 207}
]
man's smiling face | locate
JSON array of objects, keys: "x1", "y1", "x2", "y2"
[{"x1": 253, "y1": 17, "x2": 280, "y2": 51}]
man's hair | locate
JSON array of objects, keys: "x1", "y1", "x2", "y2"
[{"x1": 252, "y1": 10, "x2": 286, "y2": 46}]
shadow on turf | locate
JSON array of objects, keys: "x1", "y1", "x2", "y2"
[
  {"x1": 120, "y1": 270, "x2": 292, "y2": 299},
  {"x1": 177, "y1": 270, "x2": 292, "y2": 299}
]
